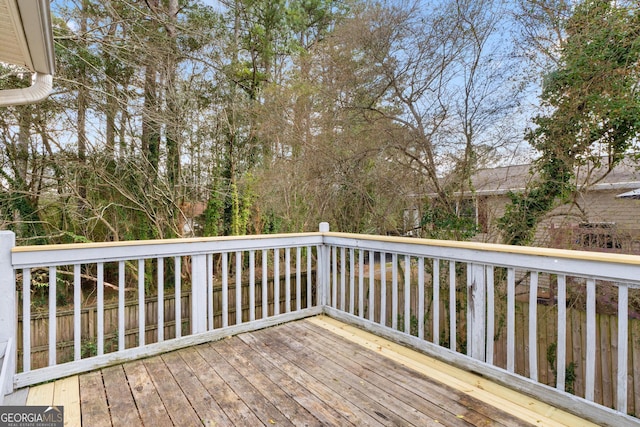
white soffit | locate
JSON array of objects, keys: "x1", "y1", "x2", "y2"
[
  {"x1": 0, "y1": 0, "x2": 33, "y2": 70},
  {"x1": 0, "y1": 0, "x2": 56, "y2": 74},
  {"x1": 16, "y1": 0, "x2": 55, "y2": 75},
  {"x1": 0, "y1": 0, "x2": 54, "y2": 106}
]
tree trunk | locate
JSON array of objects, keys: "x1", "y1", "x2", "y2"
[{"x1": 165, "y1": 0, "x2": 180, "y2": 189}]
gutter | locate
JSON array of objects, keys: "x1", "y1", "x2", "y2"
[
  {"x1": 423, "y1": 181, "x2": 640, "y2": 199},
  {"x1": 0, "y1": 72, "x2": 52, "y2": 106},
  {"x1": 0, "y1": 0, "x2": 54, "y2": 107}
]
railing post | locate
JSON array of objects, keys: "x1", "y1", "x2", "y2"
[
  {"x1": 0, "y1": 231, "x2": 16, "y2": 399},
  {"x1": 319, "y1": 222, "x2": 330, "y2": 307},
  {"x1": 191, "y1": 254, "x2": 208, "y2": 334},
  {"x1": 468, "y1": 263, "x2": 486, "y2": 362}
]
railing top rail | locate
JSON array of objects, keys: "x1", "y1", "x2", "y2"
[
  {"x1": 16, "y1": 228, "x2": 640, "y2": 265},
  {"x1": 322, "y1": 232, "x2": 640, "y2": 284},
  {"x1": 11, "y1": 232, "x2": 323, "y2": 268},
  {"x1": 322, "y1": 231, "x2": 640, "y2": 265},
  {"x1": 12, "y1": 232, "x2": 321, "y2": 253},
  {"x1": 11, "y1": 228, "x2": 640, "y2": 282}
]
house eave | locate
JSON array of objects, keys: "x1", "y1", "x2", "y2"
[
  {"x1": 430, "y1": 181, "x2": 640, "y2": 199},
  {"x1": 0, "y1": 0, "x2": 54, "y2": 106}
]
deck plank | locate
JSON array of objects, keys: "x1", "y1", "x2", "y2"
[
  {"x1": 53, "y1": 376, "x2": 80, "y2": 427},
  {"x1": 160, "y1": 351, "x2": 232, "y2": 426},
  {"x1": 122, "y1": 360, "x2": 173, "y2": 426},
  {"x1": 310, "y1": 315, "x2": 598, "y2": 426},
  {"x1": 239, "y1": 332, "x2": 384, "y2": 426},
  {"x1": 195, "y1": 342, "x2": 295, "y2": 426},
  {"x1": 102, "y1": 365, "x2": 142, "y2": 427},
  {"x1": 222, "y1": 335, "x2": 357, "y2": 426},
  {"x1": 251, "y1": 328, "x2": 429, "y2": 425},
  {"x1": 262, "y1": 323, "x2": 471, "y2": 426},
  {"x1": 78, "y1": 371, "x2": 111, "y2": 427},
  {"x1": 299, "y1": 320, "x2": 533, "y2": 425},
  {"x1": 211, "y1": 337, "x2": 324, "y2": 426},
  {"x1": 26, "y1": 381, "x2": 54, "y2": 405},
  {"x1": 143, "y1": 356, "x2": 202, "y2": 426},
  {"x1": 294, "y1": 320, "x2": 524, "y2": 426},
  {"x1": 178, "y1": 346, "x2": 264, "y2": 425}
]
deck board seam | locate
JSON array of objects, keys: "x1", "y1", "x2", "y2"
[
  {"x1": 212, "y1": 336, "x2": 329, "y2": 426},
  {"x1": 178, "y1": 345, "x2": 264, "y2": 425},
  {"x1": 161, "y1": 350, "x2": 233, "y2": 426},
  {"x1": 194, "y1": 342, "x2": 296, "y2": 426},
  {"x1": 282, "y1": 322, "x2": 485, "y2": 425}
]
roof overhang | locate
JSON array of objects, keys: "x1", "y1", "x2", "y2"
[
  {"x1": 0, "y1": 0, "x2": 54, "y2": 106},
  {"x1": 616, "y1": 188, "x2": 640, "y2": 199},
  {"x1": 431, "y1": 181, "x2": 640, "y2": 199}
]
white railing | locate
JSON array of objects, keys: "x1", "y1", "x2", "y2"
[
  {"x1": 319, "y1": 231, "x2": 640, "y2": 426},
  {"x1": 0, "y1": 230, "x2": 324, "y2": 390},
  {"x1": 1, "y1": 224, "x2": 639, "y2": 425}
]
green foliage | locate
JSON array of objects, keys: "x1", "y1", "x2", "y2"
[
  {"x1": 421, "y1": 200, "x2": 479, "y2": 241},
  {"x1": 0, "y1": 192, "x2": 46, "y2": 244},
  {"x1": 498, "y1": 182, "x2": 569, "y2": 246},
  {"x1": 239, "y1": 175, "x2": 257, "y2": 234},
  {"x1": 203, "y1": 184, "x2": 225, "y2": 237},
  {"x1": 81, "y1": 339, "x2": 97, "y2": 359},
  {"x1": 396, "y1": 313, "x2": 420, "y2": 337},
  {"x1": 546, "y1": 342, "x2": 578, "y2": 394},
  {"x1": 262, "y1": 210, "x2": 284, "y2": 234},
  {"x1": 230, "y1": 182, "x2": 242, "y2": 235},
  {"x1": 500, "y1": 0, "x2": 640, "y2": 245}
]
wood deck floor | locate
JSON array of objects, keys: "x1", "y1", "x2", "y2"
[{"x1": 17, "y1": 316, "x2": 597, "y2": 426}]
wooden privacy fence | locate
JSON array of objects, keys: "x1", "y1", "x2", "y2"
[{"x1": 18, "y1": 273, "x2": 313, "y2": 371}]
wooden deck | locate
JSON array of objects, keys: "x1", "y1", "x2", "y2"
[{"x1": 15, "y1": 316, "x2": 597, "y2": 426}]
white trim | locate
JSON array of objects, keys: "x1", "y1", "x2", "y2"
[
  {"x1": 446, "y1": 181, "x2": 640, "y2": 197},
  {"x1": 17, "y1": 0, "x2": 55, "y2": 74},
  {"x1": 0, "y1": 338, "x2": 14, "y2": 402},
  {"x1": 11, "y1": 233, "x2": 323, "y2": 268},
  {"x1": 322, "y1": 233, "x2": 640, "y2": 283},
  {"x1": 0, "y1": 0, "x2": 55, "y2": 106}
]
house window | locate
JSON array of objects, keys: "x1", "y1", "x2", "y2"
[
  {"x1": 456, "y1": 198, "x2": 489, "y2": 233},
  {"x1": 577, "y1": 222, "x2": 621, "y2": 250},
  {"x1": 456, "y1": 199, "x2": 476, "y2": 221}
]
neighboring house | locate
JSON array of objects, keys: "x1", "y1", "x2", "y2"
[{"x1": 462, "y1": 158, "x2": 640, "y2": 254}]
